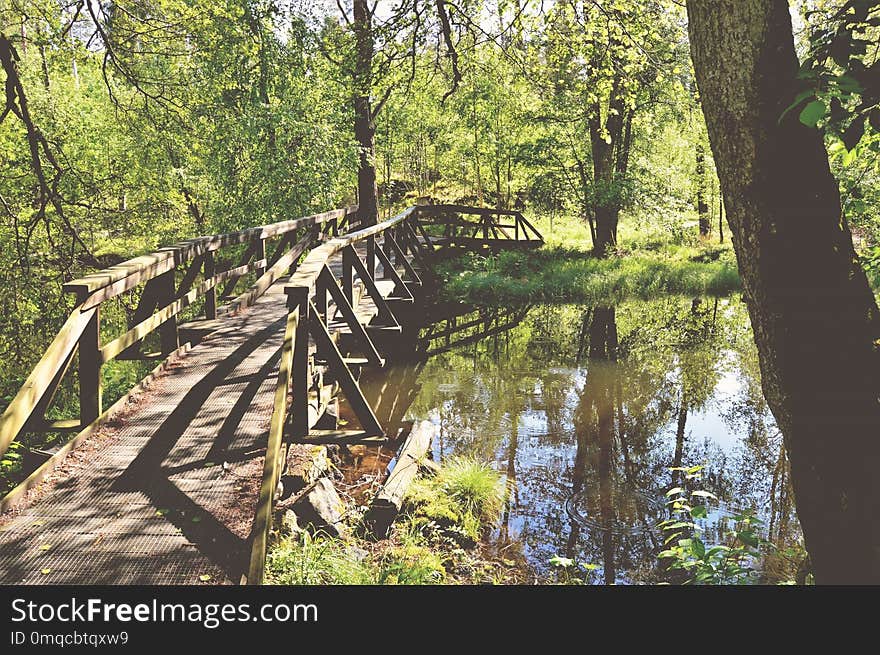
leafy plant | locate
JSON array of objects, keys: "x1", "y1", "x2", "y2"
[
  {"x1": 657, "y1": 466, "x2": 767, "y2": 585},
  {"x1": 548, "y1": 555, "x2": 600, "y2": 585}
]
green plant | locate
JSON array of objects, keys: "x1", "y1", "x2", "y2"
[
  {"x1": 436, "y1": 456, "x2": 508, "y2": 526},
  {"x1": 548, "y1": 555, "x2": 600, "y2": 585},
  {"x1": 377, "y1": 544, "x2": 447, "y2": 584},
  {"x1": 265, "y1": 532, "x2": 376, "y2": 585},
  {"x1": 658, "y1": 466, "x2": 768, "y2": 585}
]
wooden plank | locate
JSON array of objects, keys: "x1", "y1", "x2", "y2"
[
  {"x1": 346, "y1": 248, "x2": 399, "y2": 327},
  {"x1": 219, "y1": 241, "x2": 258, "y2": 300},
  {"x1": 99, "y1": 262, "x2": 257, "y2": 364},
  {"x1": 246, "y1": 305, "x2": 298, "y2": 586},
  {"x1": 219, "y1": 232, "x2": 314, "y2": 317},
  {"x1": 420, "y1": 203, "x2": 519, "y2": 217},
  {"x1": 364, "y1": 420, "x2": 434, "y2": 538},
  {"x1": 386, "y1": 234, "x2": 422, "y2": 286},
  {"x1": 20, "y1": 343, "x2": 76, "y2": 434},
  {"x1": 374, "y1": 243, "x2": 413, "y2": 301}
]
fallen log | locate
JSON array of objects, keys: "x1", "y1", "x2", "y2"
[{"x1": 364, "y1": 419, "x2": 434, "y2": 539}]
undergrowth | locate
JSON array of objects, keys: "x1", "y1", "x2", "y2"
[
  {"x1": 265, "y1": 456, "x2": 519, "y2": 585},
  {"x1": 437, "y1": 244, "x2": 741, "y2": 306}
]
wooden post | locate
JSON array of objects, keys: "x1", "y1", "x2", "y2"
[
  {"x1": 156, "y1": 270, "x2": 179, "y2": 354},
  {"x1": 290, "y1": 287, "x2": 311, "y2": 439},
  {"x1": 204, "y1": 251, "x2": 217, "y2": 319},
  {"x1": 314, "y1": 271, "x2": 329, "y2": 361},
  {"x1": 343, "y1": 246, "x2": 354, "y2": 306},
  {"x1": 255, "y1": 238, "x2": 267, "y2": 277},
  {"x1": 366, "y1": 234, "x2": 376, "y2": 280},
  {"x1": 79, "y1": 301, "x2": 102, "y2": 425},
  {"x1": 382, "y1": 231, "x2": 393, "y2": 278}
]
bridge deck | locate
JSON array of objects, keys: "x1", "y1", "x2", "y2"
[
  {"x1": 0, "y1": 246, "x2": 394, "y2": 585},
  {"x1": 0, "y1": 205, "x2": 543, "y2": 585}
]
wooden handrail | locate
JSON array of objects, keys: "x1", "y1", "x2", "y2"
[
  {"x1": 0, "y1": 205, "x2": 358, "y2": 463},
  {"x1": 64, "y1": 206, "x2": 357, "y2": 304}
]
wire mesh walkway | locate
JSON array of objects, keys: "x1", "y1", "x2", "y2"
[{"x1": 0, "y1": 285, "x2": 291, "y2": 584}]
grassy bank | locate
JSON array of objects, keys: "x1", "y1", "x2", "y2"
[
  {"x1": 437, "y1": 243, "x2": 741, "y2": 305},
  {"x1": 434, "y1": 213, "x2": 741, "y2": 305},
  {"x1": 265, "y1": 456, "x2": 527, "y2": 585}
]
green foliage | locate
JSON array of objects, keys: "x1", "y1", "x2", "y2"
[
  {"x1": 435, "y1": 455, "x2": 508, "y2": 525},
  {"x1": 547, "y1": 555, "x2": 600, "y2": 585},
  {"x1": 265, "y1": 531, "x2": 376, "y2": 585},
  {"x1": 658, "y1": 466, "x2": 768, "y2": 585},
  {"x1": 437, "y1": 221, "x2": 741, "y2": 306},
  {"x1": 376, "y1": 544, "x2": 447, "y2": 585}
]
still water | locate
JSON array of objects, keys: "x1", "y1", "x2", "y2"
[{"x1": 361, "y1": 296, "x2": 801, "y2": 584}]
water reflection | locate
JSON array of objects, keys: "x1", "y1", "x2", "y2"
[{"x1": 365, "y1": 296, "x2": 801, "y2": 583}]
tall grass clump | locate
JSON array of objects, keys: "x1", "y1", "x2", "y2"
[
  {"x1": 436, "y1": 456, "x2": 507, "y2": 525},
  {"x1": 265, "y1": 532, "x2": 376, "y2": 585}
]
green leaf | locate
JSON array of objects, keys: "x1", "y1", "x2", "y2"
[
  {"x1": 549, "y1": 555, "x2": 574, "y2": 568},
  {"x1": 690, "y1": 505, "x2": 708, "y2": 519},
  {"x1": 738, "y1": 530, "x2": 760, "y2": 548},
  {"x1": 691, "y1": 538, "x2": 706, "y2": 558},
  {"x1": 665, "y1": 486, "x2": 684, "y2": 497},
  {"x1": 799, "y1": 100, "x2": 827, "y2": 127}
]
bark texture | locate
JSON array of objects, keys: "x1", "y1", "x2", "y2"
[
  {"x1": 353, "y1": 0, "x2": 378, "y2": 225},
  {"x1": 687, "y1": 0, "x2": 880, "y2": 583}
]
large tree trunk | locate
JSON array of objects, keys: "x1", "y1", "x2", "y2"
[
  {"x1": 687, "y1": 0, "x2": 880, "y2": 584},
  {"x1": 589, "y1": 83, "x2": 627, "y2": 256},
  {"x1": 353, "y1": 0, "x2": 378, "y2": 225}
]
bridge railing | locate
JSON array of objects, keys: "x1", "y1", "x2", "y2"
[
  {"x1": 415, "y1": 204, "x2": 543, "y2": 247},
  {"x1": 246, "y1": 205, "x2": 432, "y2": 584},
  {"x1": 0, "y1": 206, "x2": 358, "y2": 486}
]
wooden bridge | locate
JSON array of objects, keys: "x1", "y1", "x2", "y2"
[{"x1": 0, "y1": 204, "x2": 541, "y2": 585}]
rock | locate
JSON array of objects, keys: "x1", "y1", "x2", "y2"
[
  {"x1": 280, "y1": 510, "x2": 306, "y2": 538},
  {"x1": 294, "y1": 478, "x2": 349, "y2": 539},
  {"x1": 281, "y1": 445, "x2": 332, "y2": 496}
]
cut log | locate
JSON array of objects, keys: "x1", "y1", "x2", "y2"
[{"x1": 364, "y1": 419, "x2": 434, "y2": 539}]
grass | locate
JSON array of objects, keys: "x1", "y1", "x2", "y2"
[
  {"x1": 265, "y1": 457, "x2": 518, "y2": 585},
  {"x1": 433, "y1": 212, "x2": 742, "y2": 306},
  {"x1": 435, "y1": 456, "x2": 507, "y2": 526},
  {"x1": 437, "y1": 244, "x2": 741, "y2": 306}
]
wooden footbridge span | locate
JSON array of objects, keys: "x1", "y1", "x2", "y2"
[{"x1": 0, "y1": 204, "x2": 541, "y2": 585}]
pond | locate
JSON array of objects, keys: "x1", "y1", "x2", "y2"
[{"x1": 358, "y1": 295, "x2": 802, "y2": 584}]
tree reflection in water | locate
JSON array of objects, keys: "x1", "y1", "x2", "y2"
[{"x1": 375, "y1": 296, "x2": 800, "y2": 583}]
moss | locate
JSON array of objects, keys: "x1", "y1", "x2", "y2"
[{"x1": 403, "y1": 478, "x2": 463, "y2": 527}]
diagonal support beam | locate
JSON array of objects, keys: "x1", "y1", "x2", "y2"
[
  {"x1": 374, "y1": 243, "x2": 413, "y2": 301},
  {"x1": 308, "y1": 303, "x2": 384, "y2": 437},
  {"x1": 385, "y1": 234, "x2": 422, "y2": 287},
  {"x1": 346, "y1": 246, "x2": 399, "y2": 326},
  {"x1": 318, "y1": 266, "x2": 384, "y2": 367}
]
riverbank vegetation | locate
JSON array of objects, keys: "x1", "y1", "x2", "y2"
[
  {"x1": 437, "y1": 218, "x2": 740, "y2": 305},
  {"x1": 266, "y1": 456, "x2": 526, "y2": 585}
]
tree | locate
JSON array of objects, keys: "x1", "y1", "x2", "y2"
[{"x1": 687, "y1": 0, "x2": 880, "y2": 583}]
